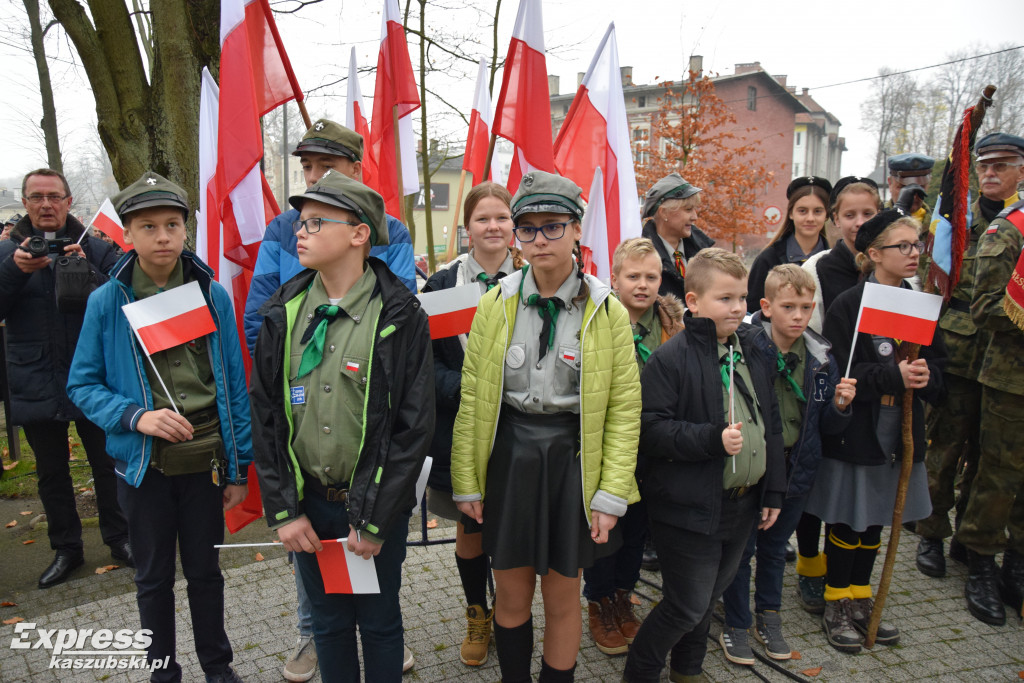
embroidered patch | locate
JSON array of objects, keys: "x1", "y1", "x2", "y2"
[
  {"x1": 562, "y1": 349, "x2": 577, "y2": 362},
  {"x1": 290, "y1": 386, "x2": 305, "y2": 404},
  {"x1": 345, "y1": 361, "x2": 360, "y2": 372}
]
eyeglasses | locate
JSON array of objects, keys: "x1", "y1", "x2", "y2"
[
  {"x1": 975, "y1": 161, "x2": 1023, "y2": 174},
  {"x1": 878, "y1": 240, "x2": 925, "y2": 256},
  {"x1": 24, "y1": 194, "x2": 68, "y2": 205},
  {"x1": 292, "y1": 217, "x2": 359, "y2": 235},
  {"x1": 513, "y1": 222, "x2": 569, "y2": 243}
]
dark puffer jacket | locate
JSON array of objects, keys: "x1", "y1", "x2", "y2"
[{"x1": 640, "y1": 219, "x2": 714, "y2": 301}]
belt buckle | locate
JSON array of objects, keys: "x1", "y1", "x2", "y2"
[
  {"x1": 326, "y1": 487, "x2": 348, "y2": 504},
  {"x1": 730, "y1": 486, "x2": 748, "y2": 499},
  {"x1": 880, "y1": 394, "x2": 895, "y2": 407}
]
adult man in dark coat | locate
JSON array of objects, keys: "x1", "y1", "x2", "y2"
[{"x1": 0, "y1": 169, "x2": 130, "y2": 588}]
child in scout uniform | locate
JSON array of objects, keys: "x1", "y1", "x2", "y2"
[
  {"x1": 67, "y1": 172, "x2": 253, "y2": 683},
  {"x1": 808, "y1": 209, "x2": 946, "y2": 653},
  {"x1": 623, "y1": 248, "x2": 785, "y2": 683},
  {"x1": 583, "y1": 237, "x2": 683, "y2": 656},
  {"x1": 719, "y1": 265, "x2": 855, "y2": 665},
  {"x1": 249, "y1": 171, "x2": 434, "y2": 683},
  {"x1": 450, "y1": 171, "x2": 641, "y2": 683},
  {"x1": 639, "y1": 173, "x2": 714, "y2": 301}
]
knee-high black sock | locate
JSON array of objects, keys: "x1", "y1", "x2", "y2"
[
  {"x1": 796, "y1": 512, "x2": 822, "y2": 558},
  {"x1": 538, "y1": 658, "x2": 576, "y2": 683},
  {"x1": 456, "y1": 552, "x2": 490, "y2": 609},
  {"x1": 824, "y1": 524, "x2": 859, "y2": 599},
  {"x1": 494, "y1": 618, "x2": 533, "y2": 683},
  {"x1": 850, "y1": 526, "x2": 882, "y2": 592}
]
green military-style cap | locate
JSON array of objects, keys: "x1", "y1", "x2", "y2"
[
  {"x1": 642, "y1": 172, "x2": 701, "y2": 218},
  {"x1": 293, "y1": 119, "x2": 364, "y2": 162},
  {"x1": 112, "y1": 171, "x2": 190, "y2": 219},
  {"x1": 289, "y1": 169, "x2": 387, "y2": 246},
  {"x1": 510, "y1": 171, "x2": 585, "y2": 223}
]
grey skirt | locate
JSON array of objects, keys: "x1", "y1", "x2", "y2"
[{"x1": 804, "y1": 457, "x2": 932, "y2": 532}]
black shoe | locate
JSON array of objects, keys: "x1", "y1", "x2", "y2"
[
  {"x1": 784, "y1": 542, "x2": 796, "y2": 563},
  {"x1": 641, "y1": 546, "x2": 660, "y2": 572},
  {"x1": 1000, "y1": 549, "x2": 1024, "y2": 618},
  {"x1": 965, "y1": 551, "x2": 1006, "y2": 626},
  {"x1": 915, "y1": 538, "x2": 946, "y2": 578},
  {"x1": 38, "y1": 551, "x2": 85, "y2": 589},
  {"x1": 206, "y1": 668, "x2": 244, "y2": 683},
  {"x1": 901, "y1": 521, "x2": 917, "y2": 535},
  {"x1": 110, "y1": 540, "x2": 135, "y2": 568},
  {"x1": 948, "y1": 537, "x2": 968, "y2": 565}
]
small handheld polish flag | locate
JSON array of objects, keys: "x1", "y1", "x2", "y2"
[
  {"x1": 88, "y1": 199, "x2": 130, "y2": 251},
  {"x1": 416, "y1": 284, "x2": 483, "y2": 339},
  {"x1": 316, "y1": 541, "x2": 380, "y2": 594},
  {"x1": 845, "y1": 282, "x2": 942, "y2": 378}
]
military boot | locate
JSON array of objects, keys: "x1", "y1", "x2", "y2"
[
  {"x1": 965, "y1": 550, "x2": 1006, "y2": 626},
  {"x1": 1000, "y1": 549, "x2": 1024, "y2": 619}
]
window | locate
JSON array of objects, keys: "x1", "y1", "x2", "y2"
[
  {"x1": 563, "y1": 105, "x2": 569, "y2": 115},
  {"x1": 796, "y1": 132, "x2": 802, "y2": 146},
  {"x1": 638, "y1": 95, "x2": 646, "y2": 108},
  {"x1": 747, "y1": 86, "x2": 757, "y2": 111}
]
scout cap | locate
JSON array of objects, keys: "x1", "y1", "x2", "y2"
[
  {"x1": 887, "y1": 152, "x2": 935, "y2": 178},
  {"x1": 642, "y1": 173, "x2": 702, "y2": 218},
  {"x1": 289, "y1": 169, "x2": 387, "y2": 246},
  {"x1": 976, "y1": 132, "x2": 1024, "y2": 162},
  {"x1": 293, "y1": 119, "x2": 363, "y2": 162},
  {"x1": 855, "y1": 208, "x2": 905, "y2": 254},
  {"x1": 511, "y1": 171, "x2": 584, "y2": 223},
  {"x1": 112, "y1": 171, "x2": 189, "y2": 219},
  {"x1": 5, "y1": 213, "x2": 21, "y2": 225},
  {"x1": 786, "y1": 176, "x2": 833, "y2": 199}
]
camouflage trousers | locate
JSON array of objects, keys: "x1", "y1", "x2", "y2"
[
  {"x1": 957, "y1": 385, "x2": 1024, "y2": 556},
  {"x1": 916, "y1": 374, "x2": 980, "y2": 540}
]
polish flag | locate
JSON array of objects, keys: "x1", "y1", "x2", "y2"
[
  {"x1": 417, "y1": 284, "x2": 482, "y2": 339},
  {"x1": 122, "y1": 282, "x2": 217, "y2": 356},
  {"x1": 463, "y1": 58, "x2": 501, "y2": 186},
  {"x1": 317, "y1": 540, "x2": 380, "y2": 594},
  {"x1": 244, "y1": 0, "x2": 305, "y2": 115},
  {"x1": 89, "y1": 198, "x2": 130, "y2": 252},
  {"x1": 492, "y1": 0, "x2": 554, "y2": 193},
  {"x1": 578, "y1": 167, "x2": 606, "y2": 277},
  {"x1": 370, "y1": 0, "x2": 421, "y2": 218},
  {"x1": 346, "y1": 47, "x2": 379, "y2": 195},
  {"x1": 553, "y1": 23, "x2": 641, "y2": 276},
  {"x1": 855, "y1": 282, "x2": 942, "y2": 345}
]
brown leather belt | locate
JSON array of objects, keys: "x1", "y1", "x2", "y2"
[
  {"x1": 880, "y1": 394, "x2": 896, "y2": 407},
  {"x1": 302, "y1": 473, "x2": 349, "y2": 504},
  {"x1": 725, "y1": 485, "x2": 752, "y2": 499}
]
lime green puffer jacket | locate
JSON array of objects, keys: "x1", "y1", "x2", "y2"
[{"x1": 450, "y1": 269, "x2": 641, "y2": 521}]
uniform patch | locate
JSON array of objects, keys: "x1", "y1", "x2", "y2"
[
  {"x1": 345, "y1": 361, "x2": 360, "y2": 372},
  {"x1": 877, "y1": 341, "x2": 894, "y2": 357},
  {"x1": 506, "y1": 344, "x2": 526, "y2": 369},
  {"x1": 290, "y1": 386, "x2": 305, "y2": 404},
  {"x1": 561, "y1": 349, "x2": 577, "y2": 362}
]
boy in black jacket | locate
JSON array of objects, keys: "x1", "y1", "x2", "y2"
[
  {"x1": 250, "y1": 172, "x2": 434, "y2": 683},
  {"x1": 623, "y1": 248, "x2": 785, "y2": 683}
]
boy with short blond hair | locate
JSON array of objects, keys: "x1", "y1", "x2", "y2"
[{"x1": 624, "y1": 248, "x2": 785, "y2": 682}]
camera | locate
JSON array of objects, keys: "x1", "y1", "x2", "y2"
[{"x1": 21, "y1": 236, "x2": 72, "y2": 258}]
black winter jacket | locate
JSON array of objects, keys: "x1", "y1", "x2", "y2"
[
  {"x1": 748, "y1": 237, "x2": 829, "y2": 313},
  {"x1": 0, "y1": 215, "x2": 116, "y2": 424},
  {"x1": 250, "y1": 258, "x2": 435, "y2": 540},
  {"x1": 814, "y1": 240, "x2": 860, "y2": 314},
  {"x1": 639, "y1": 314, "x2": 785, "y2": 534},
  {"x1": 641, "y1": 219, "x2": 714, "y2": 301}
]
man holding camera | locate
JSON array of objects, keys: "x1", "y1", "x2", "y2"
[{"x1": 0, "y1": 168, "x2": 130, "y2": 588}]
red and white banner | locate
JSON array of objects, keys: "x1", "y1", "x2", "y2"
[
  {"x1": 856, "y1": 282, "x2": 942, "y2": 345},
  {"x1": 417, "y1": 284, "x2": 482, "y2": 339},
  {"x1": 370, "y1": 0, "x2": 421, "y2": 218},
  {"x1": 463, "y1": 58, "x2": 502, "y2": 186},
  {"x1": 89, "y1": 198, "x2": 130, "y2": 252},
  {"x1": 553, "y1": 23, "x2": 641, "y2": 277},
  {"x1": 317, "y1": 540, "x2": 380, "y2": 594},
  {"x1": 346, "y1": 47, "x2": 379, "y2": 195},
  {"x1": 243, "y1": 0, "x2": 305, "y2": 115},
  {"x1": 492, "y1": 0, "x2": 554, "y2": 193},
  {"x1": 578, "y1": 167, "x2": 605, "y2": 277},
  {"x1": 122, "y1": 281, "x2": 217, "y2": 356}
]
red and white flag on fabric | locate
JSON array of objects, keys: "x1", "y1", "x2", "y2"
[
  {"x1": 122, "y1": 282, "x2": 217, "y2": 356},
  {"x1": 417, "y1": 284, "x2": 482, "y2": 339},
  {"x1": 855, "y1": 282, "x2": 942, "y2": 345},
  {"x1": 554, "y1": 23, "x2": 641, "y2": 277},
  {"x1": 463, "y1": 58, "x2": 502, "y2": 186},
  {"x1": 89, "y1": 198, "x2": 130, "y2": 252},
  {"x1": 492, "y1": 0, "x2": 554, "y2": 193},
  {"x1": 316, "y1": 540, "x2": 380, "y2": 594},
  {"x1": 243, "y1": 0, "x2": 305, "y2": 114},
  {"x1": 578, "y1": 168, "x2": 606, "y2": 277},
  {"x1": 370, "y1": 0, "x2": 421, "y2": 218},
  {"x1": 346, "y1": 47, "x2": 379, "y2": 195}
]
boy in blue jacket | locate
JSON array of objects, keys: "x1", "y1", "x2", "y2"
[
  {"x1": 68, "y1": 172, "x2": 253, "y2": 683},
  {"x1": 719, "y1": 264, "x2": 856, "y2": 665}
]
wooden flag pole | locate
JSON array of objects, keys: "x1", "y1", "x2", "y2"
[
  {"x1": 483, "y1": 132, "x2": 498, "y2": 182},
  {"x1": 296, "y1": 100, "x2": 313, "y2": 130},
  {"x1": 393, "y1": 106, "x2": 406, "y2": 224},
  {"x1": 446, "y1": 170, "x2": 469, "y2": 262}
]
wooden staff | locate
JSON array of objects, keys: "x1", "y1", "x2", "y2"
[
  {"x1": 393, "y1": 106, "x2": 406, "y2": 224},
  {"x1": 483, "y1": 132, "x2": 498, "y2": 183},
  {"x1": 296, "y1": 99, "x2": 312, "y2": 130},
  {"x1": 446, "y1": 169, "x2": 469, "y2": 262}
]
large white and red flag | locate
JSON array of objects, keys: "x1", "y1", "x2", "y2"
[
  {"x1": 244, "y1": 0, "x2": 305, "y2": 114},
  {"x1": 370, "y1": 0, "x2": 421, "y2": 218},
  {"x1": 89, "y1": 198, "x2": 130, "y2": 252},
  {"x1": 346, "y1": 47, "x2": 379, "y2": 195},
  {"x1": 855, "y1": 283, "x2": 942, "y2": 345},
  {"x1": 122, "y1": 282, "x2": 217, "y2": 356},
  {"x1": 492, "y1": 0, "x2": 554, "y2": 193},
  {"x1": 463, "y1": 58, "x2": 502, "y2": 186},
  {"x1": 554, "y1": 23, "x2": 641, "y2": 277}
]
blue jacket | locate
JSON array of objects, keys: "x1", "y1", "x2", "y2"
[
  {"x1": 67, "y1": 250, "x2": 254, "y2": 488},
  {"x1": 749, "y1": 311, "x2": 851, "y2": 498},
  {"x1": 243, "y1": 208, "x2": 417, "y2": 352}
]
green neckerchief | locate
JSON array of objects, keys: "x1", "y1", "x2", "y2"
[
  {"x1": 776, "y1": 350, "x2": 806, "y2": 401},
  {"x1": 518, "y1": 265, "x2": 567, "y2": 361},
  {"x1": 633, "y1": 332, "x2": 652, "y2": 363},
  {"x1": 476, "y1": 272, "x2": 501, "y2": 291},
  {"x1": 296, "y1": 304, "x2": 347, "y2": 379},
  {"x1": 720, "y1": 349, "x2": 742, "y2": 389}
]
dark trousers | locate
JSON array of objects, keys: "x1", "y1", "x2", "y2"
[
  {"x1": 624, "y1": 491, "x2": 759, "y2": 682},
  {"x1": 583, "y1": 499, "x2": 647, "y2": 601},
  {"x1": 722, "y1": 493, "x2": 806, "y2": 627},
  {"x1": 117, "y1": 471, "x2": 232, "y2": 683},
  {"x1": 24, "y1": 418, "x2": 127, "y2": 553},
  {"x1": 294, "y1": 490, "x2": 409, "y2": 683}
]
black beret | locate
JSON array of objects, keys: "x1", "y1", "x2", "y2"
[
  {"x1": 854, "y1": 208, "x2": 906, "y2": 253},
  {"x1": 829, "y1": 176, "x2": 879, "y2": 209},
  {"x1": 786, "y1": 176, "x2": 833, "y2": 200}
]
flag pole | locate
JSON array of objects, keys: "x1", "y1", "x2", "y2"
[
  {"x1": 143, "y1": 353, "x2": 182, "y2": 416},
  {"x1": 483, "y1": 132, "x2": 498, "y2": 182},
  {"x1": 393, "y1": 105, "x2": 406, "y2": 225},
  {"x1": 296, "y1": 100, "x2": 312, "y2": 130},
  {"x1": 446, "y1": 169, "x2": 469, "y2": 262},
  {"x1": 728, "y1": 344, "x2": 736, "y2": 474}
]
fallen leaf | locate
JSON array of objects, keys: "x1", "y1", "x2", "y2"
[
  {"x1": 630, "y1": 593, "x2": 641, "y2": 605},
  {"x1": 21, "y1": 540, "x2": 35, "y2": 545},
  {"x1": 255, "y1": 552, "x2": 264, "y2": 562},
  {"x1": 426, "y1": 519, "x2": 438, "y2": 529},
  {"x1": 95, "y1": 567, "x2": 107, "y2": 574},
  {"x1": 103, "y1": 565, "x2": 118, "y2": 571},
  {"x1": 791, "y1": 651, "x2": 802, "y2": 660},
  {"x1": 3, "y1": 617, "x2": 25, "y2": 625},
  {"x1": 2, "y1": 461, "x2": 16, "y2": 471},
  {"x1": 0, "y1": 602, "x2": 16, "y2": 607},
  {"x1": 19, "y1": 511, "x2": 32, "y2": 516},
  {"x1": 79, "y1": 487, "x2": 89, "y2": 492},
  {"x1": 801, "y1": 667, "x2": 823, "y2": 677},
  {"x1": 5, "y1": 520, "x2": 16, "y2": 528}
]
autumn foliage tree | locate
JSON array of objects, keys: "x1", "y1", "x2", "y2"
[{"x1": 633, "y1": 70, "x2": 778, "y2": 249}]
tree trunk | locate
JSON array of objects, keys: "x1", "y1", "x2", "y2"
[
  {"x1": 417, "y1": 0, "x2": 436, "y2": 273},
  {"x1": 23, "y1": 0, "x2": 63, "y2": 173}
]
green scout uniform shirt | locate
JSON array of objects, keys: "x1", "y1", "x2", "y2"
[
  {"x1": 719, "y1": 335, "x2": 768, "y2": 490},
  {"x1": 774, "y1": 336, "x2": 806, "y2": 449},
  {"x1": 631, "y1": 303, "x2": 663, "y2": 372},
  {"x1": 132, "y1": 259, "x2": 217, "y2": 416},
  {"x1": 289, "y1": 268, "x2": 382, "y2": 487},
  {"x1": 465, "y1": 250, "x2": 515, "y2": 293}
]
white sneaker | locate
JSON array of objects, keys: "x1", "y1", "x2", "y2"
[
  {"x1": 403, "y1": 644, "x2": 414, "y2": 673},
  {"x1": 283, "y1": 635, "x2": 317, "y2": 682}
]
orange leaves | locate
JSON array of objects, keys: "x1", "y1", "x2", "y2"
[
  {"x1": 3, "y1": 617, "x2": 25, "y2": 625},
  {"x1": 801, "y1": 666, "x2": 823, "y2": 677},
  {"x1": 21, "y1": 540, "x2": 35, "y2": 545},
  {"x1": 95, "y1": 564, "x2": 120, "y2": 574},
  {"x1": 255, "y1": 553, "x2": 265, "y2": 562},
  {"x1": 426, "y1": 519, "x2": 438, "y2": 529},
  {"x1": 5, "y1": 520, "x2": 16, "y2": 528}
]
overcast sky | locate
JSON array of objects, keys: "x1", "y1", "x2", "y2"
[{"x1": 0, "y1": 0, "x2": 1021, "y2": 188}]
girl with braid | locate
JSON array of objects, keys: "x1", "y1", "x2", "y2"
[{"x1": 450, "y1": 171, "x2": 641, "y2": 683}]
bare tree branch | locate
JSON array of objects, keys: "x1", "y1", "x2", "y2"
[{"x1": 267, "y1": 0, "x2": 325, "y2": 14}]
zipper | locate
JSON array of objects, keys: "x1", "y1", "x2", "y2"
[
  {"x1": 577, "y1": 295, "x2": 601, "y2": 527},
  {"x1": 486, "y1": 294, "x2": 513, "y2": 461},
  {"x1": 115, "y1": 281, "x2": 153, "y2": 487},
  {"x1": 206, "y1": 293, "x2": 238, "y2": 481}
]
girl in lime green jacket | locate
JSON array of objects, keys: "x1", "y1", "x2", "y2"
[{"x1": 451, "y1": 171, "x2": 641, "y2": 683}]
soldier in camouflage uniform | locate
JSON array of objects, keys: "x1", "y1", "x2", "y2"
[{"x1": 956, "y1": 132, "x2": 1024, "y2": 626}]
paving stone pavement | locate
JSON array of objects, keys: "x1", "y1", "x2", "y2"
[{"x1": 1, "y1": 514, "x2": 1021, "y2": 682}]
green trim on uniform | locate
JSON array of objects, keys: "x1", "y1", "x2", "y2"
[
  {"x1": 282, "y1": 291, "x2": 309, "y2": 503},
  {"x1": 380, "y1": 324, "x2": 396, "y2": 338}
]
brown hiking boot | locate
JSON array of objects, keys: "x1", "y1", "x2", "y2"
[
  {"x1": 613, "y1": 589, "x2": 642, "y2": 643},
  {"x1": 588, "y1": 598, "x2": 628, "y2": 655},
  {"x1": 460, "y1": 604, "x2": 493, "y2": 666}
]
